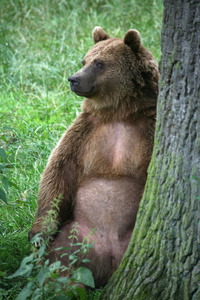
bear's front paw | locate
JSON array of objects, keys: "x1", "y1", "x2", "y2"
[
  {"x1": 28, "y1": 228, "x2": 57, "y2": 248},
  {"x1": 28, "y1": 228, "x2": 36, "y2": 242},
  {"x1": 28, "y1": 229, "x2": 45, "y2": 248}
]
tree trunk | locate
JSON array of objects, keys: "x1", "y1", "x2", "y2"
[{"x1": 100, "y1": 0, "x2": 200, "y2": 299}]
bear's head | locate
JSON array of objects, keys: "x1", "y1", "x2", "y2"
[{"x1": 68, "y1": 27, "x2": 158, "y2": 113}]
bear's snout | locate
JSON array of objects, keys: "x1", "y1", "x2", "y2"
[{"x1": 68, "y1": 76, "x2": 80, "y2": 91}]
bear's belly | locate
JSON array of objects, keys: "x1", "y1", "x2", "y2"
[
  {"x1": 75, "y1": 177, "x2": 142, "y2": 230},
  {"x1": 73, "y1": 177, "x2": 143, "y2": 265}
]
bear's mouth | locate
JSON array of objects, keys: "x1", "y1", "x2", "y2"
[{"x1": 72, "y1": 87, "x2": 95, "y2": 98}]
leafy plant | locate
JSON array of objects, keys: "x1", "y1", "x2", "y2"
[
  {"x1": 0, "y1": 126, "x2": 19, "y2": 204},
  {"x1": 8, "y1": 223, "x2": 95, "y2": 300}
]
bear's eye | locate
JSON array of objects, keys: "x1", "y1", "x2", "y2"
[{"x1": 94, "y1": 60, "x2": 104, "y2": 68}]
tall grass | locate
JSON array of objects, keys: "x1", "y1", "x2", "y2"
[{"x1": 0, "y1": 0, "x2": 163, "y2": 297}]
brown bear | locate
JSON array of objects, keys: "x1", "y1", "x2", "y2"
[{"x1": 29, "y1": 26, "x2": 158, "y2": 287}]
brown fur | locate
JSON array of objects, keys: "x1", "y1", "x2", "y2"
[{"x1": 29, "y1": 27, "x2": 158, "y2": 287}]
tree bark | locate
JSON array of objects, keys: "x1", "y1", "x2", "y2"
[{"x1": 100, "y1": 0, "x2": 200, "y2": 299}]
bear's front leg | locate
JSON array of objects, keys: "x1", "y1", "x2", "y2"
[
  {"x1": 28, "y1": 158, "x2": 77, "y2": 243},
  {"x1": 28, "y1": 113, "x2": 94, "y2": 244}
]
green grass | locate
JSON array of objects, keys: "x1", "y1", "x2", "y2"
[{"x1": 0, "y1": 0, "x2": 163, "y2": 298}]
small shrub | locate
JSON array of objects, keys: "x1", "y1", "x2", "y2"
[{"x1": 8, "y1": 224, "x2": 95, "y2": 300}]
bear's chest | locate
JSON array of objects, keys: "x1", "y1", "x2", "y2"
[{"x1": 82, "y1": 121, "x2": 152, "y2": 178}]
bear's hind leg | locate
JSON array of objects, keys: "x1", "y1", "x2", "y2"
[{"x1": 46, "y1": 221, "x2": 112, "y2": 287}]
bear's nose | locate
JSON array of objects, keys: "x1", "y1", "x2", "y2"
[{"x1": 68, "y1": 76, "x2": 80, "y2": 87}]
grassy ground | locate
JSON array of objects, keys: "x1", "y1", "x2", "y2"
[{"x1": 0, "y1": 0, "x2": 163, "y2": 298}]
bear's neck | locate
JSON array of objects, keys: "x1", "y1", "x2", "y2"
[{"x1": 81, "y1": 97, "x2": 157, "y2": 122}]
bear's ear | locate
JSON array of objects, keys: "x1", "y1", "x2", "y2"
[
  {"x1": 92, "y1": 26, "x2": 110, "y2": 44},
  {"x1": 124, "y1": 29, "x2": 141, "y2": 52}
]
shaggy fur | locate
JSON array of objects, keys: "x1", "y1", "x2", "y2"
[{"x1": 29, "y1": 27, "x2": 159, "y2": 287}]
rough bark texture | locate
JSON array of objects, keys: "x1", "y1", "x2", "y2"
[{"x1": 100, "y1": 0, "x2": 200, "y2": 299}]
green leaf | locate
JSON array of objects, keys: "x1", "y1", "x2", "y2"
[
  {"x1": 82, "y1": 259, "x2": 91, "y2": 263},
  {"x1": 0, "y1": 148, "x2": 7, "y2": 160},
  {"x1": 21, "y1": 253, "x2": 35, "y2": 266},
  {"x1": 0, "y1": 164, "x2": 6, "y2": 172},
  {"x1": 44, "y1": 259, "x2": 49, "y2": 266},
  {"x1": 16, "y1": 282, "x2": 33, "y2": 300},
  {"x1": 72, "y1": 267, "x2": 95, "y2": 288},
  {"x1": 0, "y1": 188, "x2": 7, "y2": 203},
  {"x1": 60, "y1": 252, "x2": 69, "y2": 258},
  {"x1": 55, "y1": 246, "x2": 70, "y2": 251},
  {"x1": 2, "y1": 177, "x2": 8, "y2": 192},
  {"x1": 69, "y1": 253, "x2": 78, "y2": 260},
  {"x1": 38, "y1": 244, "x2": 46, "y2": 258},
  {"x1": 2, "y1": 126, "x2": 14, "y2": 131},
  {"x1": 11, "y1": 263, "x2": 33, "y2": 278},
  {"x1": 68, "y1": 235, "x2": 78, "y2": 240},
  {"x1": 32, "y1": 288, "x2": 43, "y2": 299},
  {"x1": 37, "y1": 267, "x2": 50, "y2": 287},
  {"x1": 69, "y1": 258, "x2": 78, "y2": 267},
  {"x1": 56, "y1": 276, "x2": 70, "y2": 284},
  {"x1": 49, "y1": 260, "x2": 61, "y2": 273},
  {"x1": 76, "y1": 286, "x2": 87, "y2": 300},
  {"x1": 9, "y1": 253, "x2": 34, "y2": 278}
]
